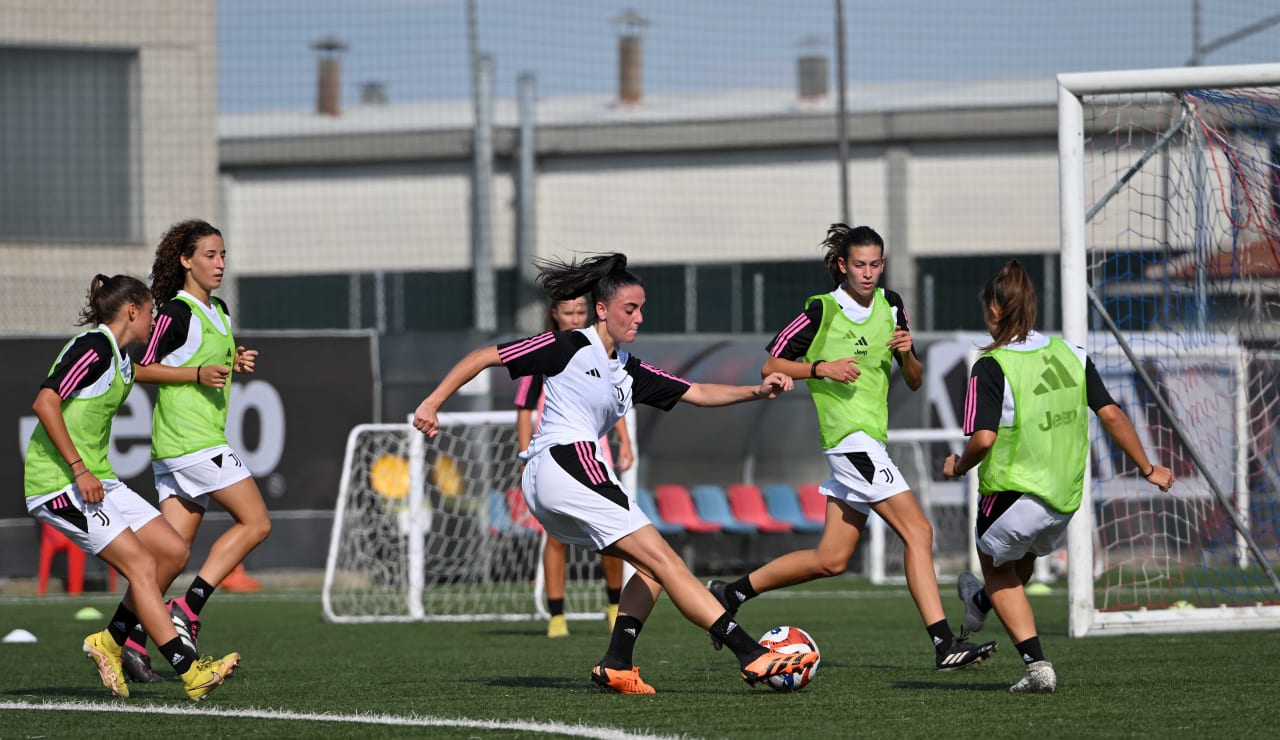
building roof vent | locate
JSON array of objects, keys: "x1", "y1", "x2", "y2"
[
  {"x1": 797, "y1": 35, "x2": 828, "y2": 101},
  {"x1": 360, "y1": 81, "x2": 388, "y2": 106},
  {"x1": 613, "y1": 9, "x2": 649, "y2": 105},
  {"x1": 312, "y1": 36, "x2": 348, "y2": 116}
]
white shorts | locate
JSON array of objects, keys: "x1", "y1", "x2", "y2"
[
  {"x1": 820, "y1": 440, "x2": 910, "y2": 515},
  {"x1": 975, "y1": 492, "x2": 1074, "y2": 567},
  {"x1": 154, "y1": 446, "x2": 252, "y2": 510},
  {"x1": 28, "y1": 480, "x2": 161, "y2": 555},
  {"x1": 521, "y1": 440, "x2": 649, "y2": 551}
]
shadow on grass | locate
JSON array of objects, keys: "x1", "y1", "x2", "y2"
[{"x1": 892, "y1": 679, "x2": 1009, "y2": 692}]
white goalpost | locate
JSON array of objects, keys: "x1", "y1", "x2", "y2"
[
  {"x1": 322, "y1": 410, "x2": 623, "y2": 623},
  {"x1": 1058, "y1": 63, "x2": 1280, "y2": 636}
]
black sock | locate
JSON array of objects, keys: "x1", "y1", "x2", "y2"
[
  {"x1": 106, "y1": 603, "x2": 138, "y2": 647},
  {"x1": 601, "y1": 616, "x2": 644, "y2": 669},
  {"x1": 927, "y1": 619, "x2": 957, "y2": 653},
  {"x1": 725, "y1": 576, "x2": 757, "y2": 609},
  {"x1": 548, "y1": 598, "x2": 565, "y2": 617},
  {"x1": 975, "y1": 588, "x2": 993, "y2": 613},
  {"x1": 127, "y1": 624, "x2": 148, "y2": 650},
  {"x1": 185, "y1": 576, "x2": 215, "y2": 615},
  {"x1": 709, "y1": 612, "x2": 765, "y2": 666},
  {"x1": 1014, "y1": 636, "x2": 1045, "y2": 665},
  {"x1": 606, "y1": 587, "x2": 621, "y2": 605},
  {"x1": 157, "y1": 637, "x2": 197, "y2": 675}
]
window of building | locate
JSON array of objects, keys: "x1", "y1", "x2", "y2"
[{"x1": 0, "y1": 47, "x2": 140, "y2": 243}]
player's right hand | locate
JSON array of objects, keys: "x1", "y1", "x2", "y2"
[
  {"x1": 76, "y1": 471, "x2": 104, "y2": 504},
  {"x1": 823, "y1": 356, "x2": 861, "y2": 384},
  {"x1": 412, "y1": 399, "x2": 440, "y2": 437},
  {"x1": 200, "y1": 364, "x2": 232, "y2": 389}
]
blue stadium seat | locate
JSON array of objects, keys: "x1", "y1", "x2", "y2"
[
  {"x1": 690, "y1": 485, "x2": 756, "y2": 534},
  {"x1": 636, "y1": 488, "x2": 683, "y2": 535},
  {"x1": 762, "y1": 484, "x2": 825, "y2": 533}
]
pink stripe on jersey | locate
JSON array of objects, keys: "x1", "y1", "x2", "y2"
[
  {"x1": 57, "y1": 349, "x2": 100, "y2": 399},
  {"x1": 513, "y1": 376, "x2": 535, "y2": 407},
  {"x1": 768, "y1": 313, "x2": 811, "y2": 356},
  {"x1": 639, "y1": 361, "x2": 690, "y2": 385},
  {"x1": 498, "y1": 332, "x2": 555, "y2": 363},
  {"x1": 963, "y1": 376, "x2": 978, "y2": 435},
  {"x1": 575, "y1": 441, "x2": 605, "y2": 485},
  {"x1": 141, "y1": 314, "x2": 172, "y2": 365}
]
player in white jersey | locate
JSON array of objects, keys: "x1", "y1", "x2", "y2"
[
  {"x1": 413, "y1": 253, "x2": 818, "y2": 694},
  {"x1": 514, "y1": 295, "x2": 633, "y2": 638}
]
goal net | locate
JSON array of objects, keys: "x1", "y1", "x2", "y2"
[
  {"x1": 1058, "y1": 64, "x2": 1280, "y2": 636},
  {"x1": 322, "y1": 411, "x2": 610, "y2": 623}
]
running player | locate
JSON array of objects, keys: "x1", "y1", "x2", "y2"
[
  {"x1": 24, "y1": 274, "x2": 239, "y2": 700},
  {"x1": 707, "y1": 224, "x2": 997, "y2": 671},
  {"x1": 943, "y1": 259, "x2": 1174, "y2": 692},
  {"x1": 413, "y1": 252, "x2": 818, "y2": 694},
  {"x1": 121, "y1": 219, "x2": 270, "y2": 683},
  {"x1": 515, "y1": 295, "x2": 633, "y2": 638}
]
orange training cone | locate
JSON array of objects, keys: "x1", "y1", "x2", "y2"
[{"x1": 219, "y1": 564, "x2": 262, "y2": 592}]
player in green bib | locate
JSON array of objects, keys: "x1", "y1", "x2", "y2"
[
  {"x1": 121, "y1": 219, "x2": 271, "y2": 683},
  {"x1": 24, "y1": 274, "x2": 239, "y2": 700},
  {"x1": 708, "y1": 224, "x2": 997, "y2": 671},
  {"x1": 943, "y1": 260, "x2": 1174, "y2": 693}
]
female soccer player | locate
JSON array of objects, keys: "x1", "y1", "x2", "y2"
[
  {"x1": 707, "y1": 224, "x2": 997, "y2": 670},
  {"x1": 24, "y1": 274, "x2": 238, "y2": 700},
  {"x1": 121, "y1": 219, "x2": 270, "y2": 683},
  {"x1": 515, "y1": 295, "x2": 634, "y2": 638},
  {"x1": 942, "y1": 259, "x2": 1174, "y2": 692},
  {"x1": 413, "y1": 252, "x2": 818, "y2": 694}
]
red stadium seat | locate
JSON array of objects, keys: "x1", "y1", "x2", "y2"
[
  {"x1": 796, "y1": 483, "x2": 827, "y2": 526},
  {"x1": 654, "y1": 484, "x2": 721, "y2": 533},
  {"x1": 38, "y1": 522, "x2": 116, "y2": 595},
  {"x1": 726, "y1": 484, "x2": 792, "y2": 533}
]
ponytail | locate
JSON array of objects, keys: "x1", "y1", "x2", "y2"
[
  {"x1": 979, "y1": 259, "x2": 1038, "y2": 351},
  {"x1": 535, "y1": 253, "x2": 642, "y2": 324}
]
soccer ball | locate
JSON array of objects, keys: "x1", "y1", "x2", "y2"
[{"x1": 757, "y1": 625, "x2": 820, "y2": 691}]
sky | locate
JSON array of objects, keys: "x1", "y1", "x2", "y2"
[{"x1": 217, "y1": 0, "x2": 1280, "y2": 113}]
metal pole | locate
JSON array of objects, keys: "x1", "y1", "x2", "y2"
[
  {"x1": 471, "y1": 54, "x2": 496, "y2": 332},
  {"x1": 515, "y1": 72, "x2": 541, "y2": 332},
  {"x1": 835, "y1": 0, "x2": 851, "y2": 224}
]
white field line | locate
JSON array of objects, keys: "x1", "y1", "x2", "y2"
[{"x1": 0, "y1": 700, "x2": 690, "y2": 740}]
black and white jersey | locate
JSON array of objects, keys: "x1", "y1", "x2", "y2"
[
  {"x1": 497, "y1": 328, "x2": 690, "y2": 459},
  {"x1": 962, "y1": 331, "x2": 1116, "y2": 434},
  {"x1": 139, "y1": 291, "x2": 231, "y2": 367}
]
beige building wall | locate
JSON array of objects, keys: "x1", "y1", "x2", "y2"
[{"x1": 0, "y1": 0, "x2": 217, "y2": 335}]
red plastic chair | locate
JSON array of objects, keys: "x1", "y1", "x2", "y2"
[
  {"x1": 796, "y1": 483, "x2": 827, "y2": 526},
  {"x1": 726, "y1": 484, "x2": 793, "y2": 533},
  {"x1": 39, "y1": 522, "x2": 117, "y2": 595},
  {"x1": 654, "y1": 484, "x2": 721, "y2": 533},
  {"x1": 505, "y1": 487, "x2": 544, "y2": 532}
]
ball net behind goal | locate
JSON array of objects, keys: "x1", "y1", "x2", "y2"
[
  {"x1": 323, "y1": 412, "x2": 607, "y2": 623},
  {"x1": 1060, "y1": 66, "x2": 1280, "y2": 634}
]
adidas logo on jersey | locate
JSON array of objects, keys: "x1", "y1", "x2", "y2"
[
  {"x1": 1033, "y1": 355, "x2": 1079, "y2": 395},
  {"x1": 856, "y1": 336, "x2": 868, "y2": 346},
  {"x1": 585, "y1": 368, "x2": 601, "y2": 378}
]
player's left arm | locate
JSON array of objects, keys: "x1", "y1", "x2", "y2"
[
  {"x1": 680, "y1": 372, "x2": 793, "y2": 407},
  {"x1": 1087, "y1": 358, "x2": 1173, "y2": 491},
  {"x1": 942, "y1": 356, "x2": 1001, "y2": 479},
  {"x1": 885, "y1": 291, "x2": 923, "y2": 391}
]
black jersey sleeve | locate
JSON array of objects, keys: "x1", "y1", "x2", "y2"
[
  {"x1": 764, "y1": 298, "x2": 824, "y2": 360},
  {"x1": 964, "y1": 356, "x2": 1006, "y2": 434},
  {"x1": 625, "y1": 355, "x2": 692, "y2": 411},
  {"x1": 139, "y1": 300, "x2": 193, "y2": 365},
  {"x1": 41, "y1": 333, "x2": 114, "y2": 399},
  {"x1": 1085, "y1": 357, "x2": 1117, "y2": 412},
  {"x1": 212, "y1": 296, "x2": 230, "y2": 318},
  {"x1": 497, "y1": 330, "x2": 589, "y2": 380},
  {"x1": 511, "y1": 374, "x2": 545, "y2": 410},
  {"x1": 883, "y1": 289, "x2": 920, "y2": 364}
]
